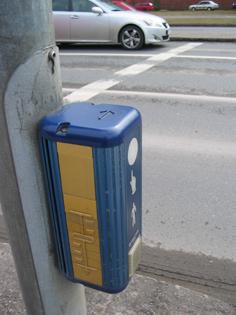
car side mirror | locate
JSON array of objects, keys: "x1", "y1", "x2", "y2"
[{"x1": 92, "y1": 6, "x2": 103, "y2": 15}]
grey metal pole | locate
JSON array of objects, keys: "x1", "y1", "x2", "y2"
[{"x1": 0, "y1": 1, "x2": 87, "y2": 315}]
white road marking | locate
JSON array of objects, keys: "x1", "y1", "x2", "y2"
[
  {"x1": 102, "y1": 90, "x2": 236, "y2": 104},
  {"x1": 63, "y1": 79, "x2": 119, "y2": 103},
  {"x1": 64, "y1": 43, "x2": 202, "y2": 102},
  {"x1": 176, "y1": 55, "x2": 236, "y2": 61},
  {"x1": 154, "y1": 42, "x2": 202, "y2": 55},
  {"x1": 195, "y1": 48, "x2": 236, "y2": 53},
  {"x1": 144, "y1": 134, "x2": 236, "y2": 157},
  {"x1": 63, "y1": 88, "x2": 76, "y2": 94},
  {"x1": 60, "y1": 48, "x2": 235, "y2": 62},
  {"x1": 115, "y1": 43, "x2": 202, "y2": 76},
  {"x1": 60, "y1": 52, "x2": 153, "y2": 58},
  {"x1": 63, "y1": 88, "x2": 236, "y2": 105},
  {"x1": 115, "y1": 62, "x2": 156, "y2": 76}
]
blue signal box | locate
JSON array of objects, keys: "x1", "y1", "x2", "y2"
[{"x1": 39, "y1": 102, "x2": 142, "y2": 293}]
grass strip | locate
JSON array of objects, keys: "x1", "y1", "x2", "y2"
[{"x1": 151, "y1": 10, "x2": 236, "y2": 25}]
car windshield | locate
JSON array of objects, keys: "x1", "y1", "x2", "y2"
[{"x1": 93, "y1": 0, "x2": 123, "y2": 11}]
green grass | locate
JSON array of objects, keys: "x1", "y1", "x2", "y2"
[{"x1": 151, "y1": 10, "x2": 236, "y2": 25}]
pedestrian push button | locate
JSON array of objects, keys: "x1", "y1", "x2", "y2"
[{"x1": 39, "y1": 102, "x2": 142, "y2": 293}]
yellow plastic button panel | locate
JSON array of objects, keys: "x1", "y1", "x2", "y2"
[
  {"x1": 57, "y1": 143, "x2": 95, "y2": 200},
  {"x1": 57, "y1": 143, "x2": 102, "y2": 285}
]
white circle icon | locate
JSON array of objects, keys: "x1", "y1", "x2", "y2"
[{"x1": 128, "y1": 138, "x2": 138, "y2": 165}]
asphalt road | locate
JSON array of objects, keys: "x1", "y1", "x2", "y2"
[{"x1": 60, "y1": 41, "x2": 236, "y2": 302}]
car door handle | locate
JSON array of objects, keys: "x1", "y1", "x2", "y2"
[{"x1": 70, "y1": 15, "x2": 79, "y2": 19}]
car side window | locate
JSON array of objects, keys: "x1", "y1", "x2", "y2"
[
  {"x1": 52, "y1": 0, "x2": 69, "y2": 11},
  {"x1": 72, "y1": 0, "x2": 94, "y2": 12}
]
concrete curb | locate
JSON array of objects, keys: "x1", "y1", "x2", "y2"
[{"x1": 140, "y1": 244, "x2": 236, "y2": 307}]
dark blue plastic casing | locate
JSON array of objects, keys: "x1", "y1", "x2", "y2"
[{"x1": 40, "y1": 102, "x2": 142, "y2": 293}]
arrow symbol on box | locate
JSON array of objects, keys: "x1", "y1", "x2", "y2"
[{"x1": 98, "y1": 110, "x2": 114, "y2": 120}]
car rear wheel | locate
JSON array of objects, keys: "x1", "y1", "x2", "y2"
[
  {"x1": 191, "y1": 7, "x2": 196, "y2": 11},
  {"x1": 120, "y1": 25, "x2": 144, "y2": 50}
]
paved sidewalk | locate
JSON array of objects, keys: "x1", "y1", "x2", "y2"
[
  {"x1": 86, "y1": 275, "x2": 236, "y2": 315},
  {"x1": 0, "y1": 243, "x2": 26, "y2": 315},
  {"x1": 0, "y1": 243, "x2": 235, "y2": 315}
]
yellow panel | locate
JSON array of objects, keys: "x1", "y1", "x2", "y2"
[
  {"x1": 85, "y1": 241, "x2": 102, "y2": 254},
  {"x1": 57, "y1": 142, "x2": 92, "y2": 159},
  {"x1": 68, "y1": 229, "x2": 102, "y2": 285},
  {"x1": 57, "y1": 143, "x2": 95, "y2": 200},
  {"x1": 87, "y1": 252, "x2": 102, "y2": 269},
  {"x1": 73, "y1": 264, "x2": 102, "y2": 285},
  {"x1": 72, "y1": 251, "x2": 101, "y2": 270},
  {"x1": 64, "y1": 194, "x2": 97, "y2": 217},
  {"x1": 67, "y1": 228, "x2": 100, "y2": 249},
  {"x1": 57, "y1": 143, "x2": 102, "y2": 286}
]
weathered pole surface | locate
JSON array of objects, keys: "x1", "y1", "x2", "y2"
[{"x1": 0, "y1": 1, "x2": 87, "y2": 314}]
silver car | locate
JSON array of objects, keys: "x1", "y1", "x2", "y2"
[
  {"x1": 189, "y1": 1, "x2": 219, "y2": 10},
  {"x1": 53, "y1": 0, "x2": 170, "y2": 49}
]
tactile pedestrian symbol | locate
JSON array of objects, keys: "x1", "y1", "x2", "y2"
[
  {"x1": 131, "y1": 203, "x2": 137, "y2": 227},
  {"x1": 130, "y1": 170, "x2": 136, "y2": 195}
]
